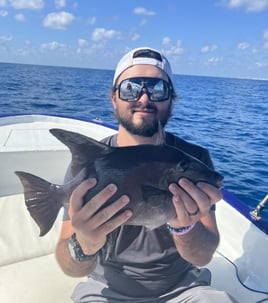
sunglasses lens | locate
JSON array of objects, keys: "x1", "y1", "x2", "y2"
[
  {"x1": 119, "y1": 79, "x2": 141, "y2": 101},
  {"x1": 118, "y1": 77, "x2": 170, "y2": 102}
]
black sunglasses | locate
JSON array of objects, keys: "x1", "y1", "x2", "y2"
[{"x1": 114, "y1": 77, "x2": 172, "y2": 102}]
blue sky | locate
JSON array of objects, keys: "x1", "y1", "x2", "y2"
[{"x1": 0, "y1": 0, "x2": 268, "y2": 79}]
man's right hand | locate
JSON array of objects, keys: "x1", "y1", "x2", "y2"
[{"x1": 68, "y1": 178, "x2": 132, "y2": 256}]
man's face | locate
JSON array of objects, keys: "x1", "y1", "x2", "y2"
[{"x1": 112, "y1": 65, "x2": 173, "y2": 137}]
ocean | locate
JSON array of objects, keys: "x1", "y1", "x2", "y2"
[{"x1": 1, "y1": 62, "x2": 267, "y2": 218}]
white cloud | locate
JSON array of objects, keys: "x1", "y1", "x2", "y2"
[
  {"x1": 76, "y1": 39, "x2": 90, "y2": 55},
  {"x1": 207, "y1": 57, "x2": 222, "y2": 63},
  {"x1": 0, "y1": 35, "x2": 13, "y2": 41},
  {"x1": 0, "y1": 35, "x2": 13, "y2": 50},
  {"x1": 264, "y1": 41, "x2": 268, "y2": 49},
  {"x1": 78, "y1": 39, "x2": 88, "y2": 47},
  {"x1": 9, "y1": 0, "x2": 44, "y2": 10},
  {"x1": 40, "y1": 41, "x2": 67, "y2": 51},
  {"x1": 162, "y1": 37, "x2": 184, "y2": 56},
  {"x1": 43, "y1": 11, "x2": 74, "y2": 30},
  {"x1": 15, "y1": 13, "x2": 25, "y2": 21},
  {"x1": 0, "y1": 0, "x2": 7, "y2": 6},
  {"x1": 256, "y1": 61, "x2": 268, "y2": 67},
  {"x1": 162, "y1": 37, "x2": 172, "y2": 46},
  {"x1": 264, "y1": 29, "x2": 268, "y2": 40},
  {"x1": 251, "y1": 47, "x2": 258, "y2": 53},
  {"x1": 131, "y1": 33, "x2": 140, "y2": 41},
  {"x1": 133, "y1": 7, "x2": 156, "y2": 16},
  {"x1": 219, "y1": 0, "x2": 268, "y2": 12},
  {"x1": 237, "y1": 41, "x2": 250, "y2": 50},
  {"x1": 87, "y1": 16, "x2": 96, "y2": 25},
  {"x1": 201, "y1": 44, "x2": 218, "y2": 53},
  {"x1": 138, "y1": 18, "x2": 147, "y2": 26},
  {"x1": 55, "y1": 0, "x2": 66, "y2": 8},
  {"x1": 0, "y1": 9, "x2": 7, "y2": 16},
  {"x1": 92, "y1": 27, "x2": 120, "y2": 41}
]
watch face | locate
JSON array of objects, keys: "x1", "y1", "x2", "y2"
[{"x1": 68, "y1": 238, "x2": 77, "y2": 260}]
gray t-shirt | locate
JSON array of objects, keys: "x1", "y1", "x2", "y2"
[{"x1": 64, "y1": 132, "x2": 215, "y2": 298}]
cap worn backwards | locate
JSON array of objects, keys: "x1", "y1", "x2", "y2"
[{"x1": 113, "y1": 47, "x2": 173, "y2": 86}]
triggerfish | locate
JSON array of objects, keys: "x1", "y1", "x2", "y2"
[{"x1": 15, "y1": 128, "x2": 223, "y2": 236}]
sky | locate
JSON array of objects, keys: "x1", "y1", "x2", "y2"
[{"x1": 0, "y1": 0, "x2": 268, "y2": 79}]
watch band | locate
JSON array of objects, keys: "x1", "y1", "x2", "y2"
[{"x1": 68, "y1": 233, "x2": 98, "y2": 262}]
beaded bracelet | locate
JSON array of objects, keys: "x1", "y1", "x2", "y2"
[{"x1": 166, "y1": 222, "x2": 196, "y2": 236}]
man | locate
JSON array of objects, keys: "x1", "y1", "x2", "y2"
[{"x1": 55, "y1": 47, "x2": 237, "y2": 302}]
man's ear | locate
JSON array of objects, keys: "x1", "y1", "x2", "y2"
[{"x1": 111, "y1": 91, "x2": 117, "y2": 108}]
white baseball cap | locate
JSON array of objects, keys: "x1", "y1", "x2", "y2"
[{"x1": 113, "y1": 47, "x2": 173, "y2": 86}]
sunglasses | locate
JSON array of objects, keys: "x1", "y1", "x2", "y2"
[{"x1": 114, "y1": 77, "x2": 172, "y2": 102}]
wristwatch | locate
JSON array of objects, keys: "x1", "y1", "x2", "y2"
[{"x1": 68, "y1": 233, "x2": 98, "y2": 262}]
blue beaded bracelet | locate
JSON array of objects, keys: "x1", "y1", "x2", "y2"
[{"x1": 166, "y1": 222, "x2": 196, "y2": 236}]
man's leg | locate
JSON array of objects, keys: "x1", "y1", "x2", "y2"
[{"x1": 166, "y1": 286, "x2": 239, "y2": 303}]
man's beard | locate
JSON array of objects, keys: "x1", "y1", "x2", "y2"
[{"x1": 114, "y1": 103, "x2": 172, "y2": 137}]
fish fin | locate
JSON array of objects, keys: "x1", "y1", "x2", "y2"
[
  {"x1": 15, "y1": 171, "x2": 63, "y2": 236},
  {"x1": 141, "y1": 185, "x2": 170, "y2": 206},
  {"x1": 50, "y1": 128, "x2": 112, "y2": 176}
]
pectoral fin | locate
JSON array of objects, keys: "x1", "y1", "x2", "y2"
[{"x1": 141, "y1": 185, "x2": 171, "y2": 208}]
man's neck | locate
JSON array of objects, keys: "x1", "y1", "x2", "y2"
[{"x1": 117, "y1": 126, "x2": 165, "y2": 147}]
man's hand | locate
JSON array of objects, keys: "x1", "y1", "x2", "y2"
[
  {"x1": 68, "y1": 178, "x2": 133, "y2": 255},
  {"x1": 168, "y1": 178, "x2": 222, "y2": 228}
]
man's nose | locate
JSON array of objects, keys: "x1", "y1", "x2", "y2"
[{"x1": 138, "y1": 88, "x2": 151, "y2": 103}]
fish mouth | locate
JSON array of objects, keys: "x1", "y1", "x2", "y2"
[
  {"x1": 216, "y1": 179, "x2": 224, "y2": 190},
  {"x1": 215, "y1": 175, "x2": 224, "y2": 189}
]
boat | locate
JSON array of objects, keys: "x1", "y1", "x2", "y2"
[{"x1": 0, "y1": 114, "x2": 267, "y2": 303}]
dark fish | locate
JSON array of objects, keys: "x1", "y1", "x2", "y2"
[{"x1": 15, "y1": 128, "x2": 223, "y2": 236}]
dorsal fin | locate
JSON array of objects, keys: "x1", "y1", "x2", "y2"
[{"x1": 50, "y1": 128, "x2": 112, "y2": 176}]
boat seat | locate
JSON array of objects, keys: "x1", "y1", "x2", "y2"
[{"x1": 0, "y1": 194, "x2": 85, "y2": 302}]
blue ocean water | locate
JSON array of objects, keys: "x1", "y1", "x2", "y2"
[{"x1": 1, "y1": 62, "x2": 267, "y2": 217}]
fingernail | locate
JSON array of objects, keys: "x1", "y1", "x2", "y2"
[
  {"x1": 125, "y1": 210, "x2": 132, "y2": 218},
  {"x1": 196, "y1": 182, "x2": 205, "y2": 188},
  {"x1": 121, "y1": 195, "x2": 130, "y2": 204},
  {"x1": 179, "y1": 178, "x2": 190, "y2": 186},
  {"x1": 108, "y1": 184, "x2": 117, "y2": 192},
  {"x1": 88, "y1": 178, "x2": 97, "y2": 186},
  {"x1": 169, "y1": 183, "x2": 176, "y2": 191}
]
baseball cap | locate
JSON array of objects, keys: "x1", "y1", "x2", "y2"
[{"x1": 113, "y1": 47, "x2": 173, "y2": 86}]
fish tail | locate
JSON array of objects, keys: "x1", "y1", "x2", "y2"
[{"x1": 15, "y1": 171, "x2": 64, "y2": 236}]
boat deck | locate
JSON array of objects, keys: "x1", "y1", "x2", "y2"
[{"x1": 1, "y1": 115, "x2": 267, "y2": 303}]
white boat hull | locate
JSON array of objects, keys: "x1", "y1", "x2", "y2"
[{"x1": 1, "y1": 114, "x2": 267, "y2": 303}]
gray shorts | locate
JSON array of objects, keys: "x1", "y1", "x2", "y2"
[
  {"x1": 72, "y1": 284, "x2": 237, "y2": 303},
  {"x1": 71, "y1": 269, "x2": 238, "y2": 303}
]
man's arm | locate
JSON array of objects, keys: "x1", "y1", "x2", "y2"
[
  {"x1": 55, "y1": 220, "x2": 98, "y2": 277},
  {"x1": 55, "y1": 179, "x2": 132, "y2": 277},
  {"x1": 171, "y1": 212, "x2": 219, "y2": 266}
]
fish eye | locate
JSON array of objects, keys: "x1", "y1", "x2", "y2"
[{"x1": 176, "y1": 160, "x2": 189, "y2": 172}]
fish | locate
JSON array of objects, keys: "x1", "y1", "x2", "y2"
[{"x1": 15, "y1": 128, "x2": 224, "y2": 237}]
